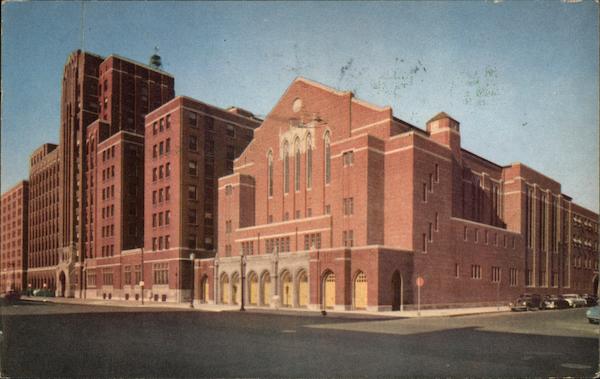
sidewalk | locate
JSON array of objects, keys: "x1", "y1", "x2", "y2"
[{"x1": 20, "y1": 296, "x2": 510, "y2": 318}]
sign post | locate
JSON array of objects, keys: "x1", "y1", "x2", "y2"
[{"x1": 416, "y1": 276, "x2": 424, "y2": 316}]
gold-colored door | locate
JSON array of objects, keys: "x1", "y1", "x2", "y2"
[
  {"x1": 262, "y1": 275, "x2": 271, "y2": 306},
  {"x1": 298, "y1": 272, "x2": 308, "y2": 307},
  {"x1": 232, "y1": 275, "x2": 240, "y2": 305},
  {"x1": 282, "y1": 274, "x2": 292, "y2": 307},
  {"x1": 221, "y1": 277, "x2": 229, "y2": 304},
  {"x1": 324, "y1": 273, "x2": 335, "y2": 309},
  {"x1": 202, "y1": 277, "x2": 209, "y2": 303},
  {"x1": 354, "y1": 272, "x2": 367, "y2": 310},
  {"x1": 249, "y1": 275, "x2": 258, "y2": 305}
]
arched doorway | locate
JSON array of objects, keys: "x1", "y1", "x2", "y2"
[
  {"x1": 248, "y1": 272, "x2": 258, "y2": 306},
  {"x1": 354, "y1": 271, "x2": 368, "y2": 310},
  {"x1": 322, "y1": 271, "x2": 336, "y2": 309},
  {"x1": 59, "y1": 271, "x2": 66, "y2": 297},
  {"x1": 231, "y1": 273, "x2": 240, "y2": 305},
  {"x1": 220, "y1": 274, "x2": 230, "y2": 304},
  {"x1": 391, "y1": 271, "x2": 402, "y2": 311},
  {"x1": 297, "y1": 270, "x2": 309, "y2": 308},
  {"x1": 281, "y1": 271, "x2": 293, "y2": 307},
  {"x1": 261, "y1": 272, "x2": 271, "y2": 306},
  {"x1": 200, "y1": 275, "x2": 209, "y2": 303}
]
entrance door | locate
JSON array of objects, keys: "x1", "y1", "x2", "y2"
[
  {"x1": 220, "y1": 275, "x2": 229, "y2": 304},
  {"x1": 392, "y1": 271, "x2": 402, "y2": 311},
  {"x1": 298, "y1": 271, "x2": 308, "y2": 307},
  {"x1": 354, "y1": 272, "x2": 367, "y2": 310},
  {"x1": 262, "y1": 273, "x2": 271, "y2": 306},
  {"x1": 282, "y1": 272, "x2": 292, "y2": 307},
  {"x1": 200, "y1": 276, "x2": 209, "y2": 303},
  {"x1": 249, "y1": 274, "x2": 258, "y2": 305},
  {"x1": 59, "y1": 271, "x2": 66, "y2": 297},
  {"x1": 323, "y1": 272, "x2": 336, "y2": 309}
]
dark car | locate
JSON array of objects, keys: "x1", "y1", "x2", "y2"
[
  {"x1": 542, "y1": 295, "x2": 570, "y2": 310},
  {"x1": 510, "y1": 294, "x2": 543, "y2": 311},
  {"x1": 2, "y1": 290, "x2": 21, "y2": 302},
  {"x1": 582, "y1": 294, "x2": 598, "y2": 306}
]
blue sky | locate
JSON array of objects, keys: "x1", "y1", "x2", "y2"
[{"x1": 2, "y1": 1, "x2": 598, "y2": 211}]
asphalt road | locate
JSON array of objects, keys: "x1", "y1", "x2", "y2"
[{"x1": 1, "y1": 300, "x2": 598, "y2": 377}]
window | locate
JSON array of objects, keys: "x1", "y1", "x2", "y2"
[
  {"x1": 159, "y1": 165, "x2": 164, "y2": 179},
  {"x1": 188, "y1": 235, "x2": 197, "y2": 249},
  {"x1": 454, "y1": 264, "x2": 460, "y2": 278},
  {"x1": 485, "y1": 230, "x2": 489, "y2": 244},
  {"x1": 165, "y1": 187, "x2": 170, "y2": 201},
  {"x1": 471, "y1": 265, "x2": 481, "y2": 279},
  {"x1": 303, "y1": 233, "x2": 322, "y2": 250},
  {"x1": 324, "y1": 132, "x2": 331, "y2": 184},
  {"x1": 429, "y1": 173, "x2": 433, "y2": 192},
  {"x1": 294, "y1": 139, "x2": 301, "y2": 191},
  {"x1": 306, "y1": 135, "x2": 312, "y2": 189},
  {"x1": 428, "y1": 223, "x2": 433, "y2": 242},
  {"x1": 165, "y1": 211, "x2": 170, "y2": 225},
  {"x1": 152, "y1": 213, "x2": 157, "y2": 227},
  {"x1": 225, "y1": 220, "x2": 232, "y2": 233},
  {"x1": 491, "y1": 266, "x2": 501, "y2": 283},
  {"x1": 463, "y1": 226, "x2": 468, "y2": 241},
  {"x1": 343, "y1": 198, "x2": 354, "y2": 216},
  {"x1": 343, "y1": 230, "x2": 354, "y2": 247},
  {"x1": 165, "y1": 163, "x2": 171, "y2": 177},
  {"x1": 435, "y1": 164, "x2": 439, "y2": 182},
  {"x1": 189, "y1": 161, "x2": 198, "y2": 176},
  {"x1": 153, "y1": 145, "x2": 158, "y2": 158},
  {"x1": 188, "y1": 185, "x2": 197, "y2": 200},
  {"x1": 475, "y1": 229, "x2": 479, "y2": 243},
  {"x1": 225, "y1": 185, "x2": 233, "y2": 196},
  {"x1": 153, "y1": 263, "x2": 169, "y2": 285},
  {"x1": 226, "y1": 124, "x2": 235, "y2": 137},
  {"x1": 165, "y1": 138, "x2": 171, "y2": 153},
  {"x1": 159, "y1": 189, "x2": 164, "y2": 202},
  {"x1": 189, "y1": 135, "x2": 198, "y2": 151},
  {"x1": 435, "y1": 212, "x2": 439, "y2": 231},
  {"x1": 165, "y1": 235, "x2": 170, "y2": 249},
  {"x1": 103, "y1": 269, "x2": 113, "y2": 285},
  {"x1": 159, "y1": 141, "x2": 164, "y2": 155},
  {"x1": 283, "y1": 141, "x2": 289, "y2": 193},
  {"x1": 267, "y1": 151, "x2": 274, "y2": 197},
  {"x1": 422, "y1": 183, "x2": 427, "y2": 202},
  {"x1": 325, "y1": 204, "x2": 331, "y2": 215},
  {"x1": 509, "y1": 268, "x2": 518, "y2": 286},
  {"x1": 188, "y1": 209, "x2": 197, "y2": 224},
  {"x1": 166, "y1": 115, "x2": 171, "y2": 129},
  {"x1": 188, "y1": 111, "x2": 197, "y2": 127},
  {"x1": 124, "y1": 265, "x2": 132, "y2": 285},
  {"x1": 422, "y1": 233, "x2": 427, "y2": 252},
  {"x1": 153, "y1": 122, "x2": 158, "y2": 135},
  {"x1": 343, "y1": 151, "x2": 354, "y2": 166}
]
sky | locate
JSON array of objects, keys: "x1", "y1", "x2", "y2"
[{"x1": 1, "y1": 0, "x2": 598, "y2": 211}]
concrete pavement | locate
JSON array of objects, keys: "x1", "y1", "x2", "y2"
[{"x1": 20, "y1": 295, "x2": 510, "y2": 317}]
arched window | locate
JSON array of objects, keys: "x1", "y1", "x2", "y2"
[
  {"x1": 306, "y1": 134, "x2": 312, "y2": 189},
  {"x1": 283, "y1": 141, "x2": 289, "y2": 193},
  {"x1": 324, "y1": 132, "x2": 331, "y2": 184},
  {"x1": 267, "y1": 151, "x2": 273, "y2": 197},
  {"x1": 294, "y1": 138, "x2": 301, "y2": 191}
]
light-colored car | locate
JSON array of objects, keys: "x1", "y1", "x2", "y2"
[
  {"x1": 586, "y1": 306, "x2": 600, "y2": 323},
  {"x1": 562, "y1": 294, "x2": 587, "y2": 308}
]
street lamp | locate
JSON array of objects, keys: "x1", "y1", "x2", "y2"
[
  {"x1": 240, "y1": 252, "x2": 246, "y2": 312},
  {"x1": 189, "y1": 252, "x2": 195, "y2": 308}
]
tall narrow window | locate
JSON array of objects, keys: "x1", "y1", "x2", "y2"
[
  {"x1": 283, "y1": 141, "x2": 289, "y2": 193},
  {"x1": 306, "y1": 134, "x2": 312, "y2": 189},
  {"x1": 294, "y1": 138, "x2": 301, "y2": 191},
  {"x1": 267, "y1": 151, "x2": 273, "y2": 197},
  {"x1": 324, "y1": 132, "x2": 331, "y2": 184}
]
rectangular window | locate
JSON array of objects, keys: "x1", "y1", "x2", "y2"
[
  {"x1": 435, "y1": 212, "x2": 439, "y2": 231},
  {"x1": 189, "y1": 160, "x2": 198, "y2": 176},
  {"x1": 455, "y1": 264, "x2": 460, "y2": 278},
  {"x1": 429, "y1": 173, "x2": 433, "y2": 192},
  {"x1": 159, "y1": 141, "x2": 164, "y2": 155},
  {"x1": 152, "y1": 213, "x2": 157, "y2": 227},
  {"x1": 159, "y1": 189, "x2": 164, "y2": 202},
  {"x1": 422, "y1": 183, "x2": 427, "y2": 202},
  {"x1": 153, "y1": 263, "x2": 169, "y2": 285},
  {"x1": 153, "y1": 145, "x2": 157, "y2": 158},
  {"x1": 325, "y1": 205, "x2": 331, "y2": 215},
  {"x1": 188, "y1": 235, "x2": 197, "y2": 249},
  {"x1": 166, "y1": 163, "x2": 171, "y2": 177},
  {"x1": 435, "y1": 164, "x2": 439, "y2": 182},
  {"x1": 159, "y1": 118, "x2": 164, "y2": 132},
  {"x1": 188, "y1": 185, "x2": 197, "y2": 200},
  {"x1": 509, "y1": 268, "x2": 518, "y2": 286},
  {"x1": 226, "y1": 124, "x2": 235, "y2": 137},
  {"x1": 124, "y1": 265, "x2": 132, "y2": 285},
  {"x1": 188, "y1": 209, "x2": 197, "y2": 225},
  {"x1": 343, "y1": 197, "x2": 354, "y2": 216},
  {"x1": 463, "y1": 226, "x2": 468, "y2": 241},
  {"x1": 188, "y1": 111, "x2": 197, "y2": 127},
  {"x1": 166, "y1": 114, "x2": 171, "y2": 129},
  {"x1": 165, "y1": 187, "x2": 170, "y2": 201},
  {"x1": 102, "y1": 269, "x2": 114, "y2": 285},
  {"x1": 422, "y1": 233, "x2": 427, "y2": 252},
  {"x1": 471, "y1": 265, "x2": 481, "y2": 279},
  {"x1": 485, "y1": 230, "x2": 489, "y2": 244},
  {"x1": 343, "y1": 151, "x2": 354, "y2": 166},
  {"x1": 165, "y1": 211, "x2": 170, "y2": 225},
  {"x1": 165, "y1": 138, "x2": 171, "y2": 153},
  {"x1": 428, "y1": 223, "x2": 433, "y2": 242},
  {"x1": 189, "y1": 135, "x2": 198, "y2": 151},
  {"x1": 491, "y1": 266, "x2": 501, "y2": 283},
  {"x1": 526, "y1": 270, "x2": 532, "y2": 286},
  {"x1": 475, "y1": 229, "x2": 479, "y2": 243}
]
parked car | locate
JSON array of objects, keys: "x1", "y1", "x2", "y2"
[
  {"x1": 542, "y1": 295, "x2": 570, "y2": 310},
  {"x1": 582, "y1": 294, "x2": 598, "y2": 306},
  {"x1": 562, "y1": 294, "x2": 587, "y2": 308},
  {"x1": 510, "y1": 294, "x2": 544, "y2": 311},
  {"x1": 2, "y1": 290, "x2": 21, "y2": 302},
  {"x1": 32, "y1": 289, "x2": 54, "y2": 297},
  {"x1": 586, "y1": 305, "x2": 600, "y2": 323}
]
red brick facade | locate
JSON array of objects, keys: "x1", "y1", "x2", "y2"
[
  {"x1": 27, "y1": 144, "x2": 60, "y2": 291},
  {"x1": 194, "y1": 78, "x2": 599, "y2": 311},
  {"x1": 1, "y1": 181, "x2": 29, "y2": 292}
]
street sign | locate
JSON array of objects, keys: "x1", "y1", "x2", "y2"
[{"x1": 416, "y1": 276, "x2": 425, "y2": 287}]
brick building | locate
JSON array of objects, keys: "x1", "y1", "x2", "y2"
[
  {"x1": 194, "y1": 77, "x2": 599, "y2": 311},
  {"x1": 82, "y1": 96, "x2": 260, "y2": 302},
  {"x1": 58, "y1": 50, "x2": 175, "y2": 297},
  {"x1": 27, "y1": 143, "x2": 60, "y2": 291},
  {"x1": 1, "y1": 181, "x2": 29, "y2": 292}
]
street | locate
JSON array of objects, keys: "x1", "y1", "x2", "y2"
[{"x1": 1, "y1": 301, "x2": 598, "y2": 377}]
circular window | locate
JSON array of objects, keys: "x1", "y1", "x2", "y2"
[{"x1": 292, "y1": 98, "x2": 302, "y2": 113}]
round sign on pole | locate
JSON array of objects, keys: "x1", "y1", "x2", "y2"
[{"x1": 416, "y1": 277, "x2": 425, "y2": 287}]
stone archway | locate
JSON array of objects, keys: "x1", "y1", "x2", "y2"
[{"x1": 322, "y1": 271, "x2": 336, "y2": 309}]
